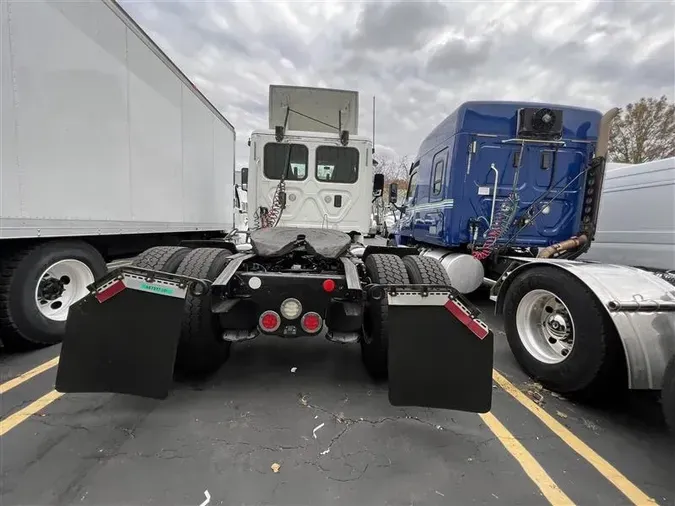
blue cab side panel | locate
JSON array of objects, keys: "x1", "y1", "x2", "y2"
[{"x1": 396, "y1": 101, "x2": 602, "y2": 249}]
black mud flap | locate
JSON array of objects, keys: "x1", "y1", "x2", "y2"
[
  {"x1": 55, "y1": 268, "x2": 208, "y2": 400},
  {"x1": 385, "y1": 286, "x2": 494, "y2": 413}
]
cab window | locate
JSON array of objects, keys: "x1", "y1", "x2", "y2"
[
  {"x1": 263, "y1": 143, "x2": 308, "y2": 180},
  {"x1": 406, "y1": 170, "x2": 419, "y2": 204},
  {"x1": 316, "y1": 146, "x2": 359, "y2": 183}
]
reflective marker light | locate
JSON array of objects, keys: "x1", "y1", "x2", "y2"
[
  {"x1": 259, "y1": 310, "x2": 281, "y2": 332},
  {"x1": 301, "y1": 312, "x2": 322, "y2": 334},
  {"x1": 280, "y1": 298, "x2": 302, "y2": 320},
  {"x1": 322, "y1": 279, "x2": 336, "y2": 293}
]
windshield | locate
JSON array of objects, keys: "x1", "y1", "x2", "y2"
[
  {"x1": 263, "y1": 143, "x2": 308, "y2": 180},
  {"x1": 316, "y1": 146, "x2": 359, "y2": 183}
]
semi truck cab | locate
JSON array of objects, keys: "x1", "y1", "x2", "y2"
[
  {"x1": 245, "y1": 85, "x2": 377, "y2": 237},
  {"x1": 247, "y1": 129, "x2": 374, "y2": 235},
  {"x1": 392, "y1": 102, "x2": 602, "y2": 252}
]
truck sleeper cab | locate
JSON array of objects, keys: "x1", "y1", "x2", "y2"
[{"x1": 394, "y1": 101, "x2": 601, "y2": 254}]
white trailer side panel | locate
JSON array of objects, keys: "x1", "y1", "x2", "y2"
[
  {"x1": 580, "y1": 157, "x2": 675, "y2": 270},
  {"x1": 0, "y1": 0, "x2": 235, "y2": 239}
]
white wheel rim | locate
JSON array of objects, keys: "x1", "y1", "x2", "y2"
[
  {"x1": 515, "y1": 289, "x2": 575, "y2": 364},
  {"x1": 35, "y1": 259, "x2": 95, "y2": 322}
]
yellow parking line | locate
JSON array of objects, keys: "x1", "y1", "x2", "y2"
[
  {"x1": 479, "y1": 411, "x2": 574, "y2": 505},
  {"x1": 493, "y1": 369, "x2": 657, "y2": 505},
  {"x1": 0, "y1": 390, "x2": 64, "y2": 437},
  {"x1": 0, "y1": 356, "x2": 60, "y2": 394}
]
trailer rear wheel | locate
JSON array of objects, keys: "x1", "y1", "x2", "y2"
[
  {"x1": 662, "y1": 355, "x2": 675, "y2": 434},
  {"x1": 361, "y1": 253, "x2": 410, "y2": 380},
  {"x1": 131, "y1": 246, "x2": 191, "y2": 273},
  {"x1": 0, "y1": 240, "x2": 107, "y2": 349},
  {"x1": 173, "y1": 248, "x2": 232, "y2": 376},
  {"x1": 503, "y1": 266, "x2": 624, "y2": 398},
  {"x1": 402, "y1": 255, "x2": 451, "y2": 285}
]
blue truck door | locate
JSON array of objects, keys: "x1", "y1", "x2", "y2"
[{"x1": 415, "y1": 148, "x2": 449, "y2": 243}]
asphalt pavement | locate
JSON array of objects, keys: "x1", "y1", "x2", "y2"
[{"x1": 1, "y1": 293, "x2": 674, "y2": 506}]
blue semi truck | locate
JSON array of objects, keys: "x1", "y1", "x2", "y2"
[{"x1": 387, "y1": 101, "x2": 675, "y2": 430}]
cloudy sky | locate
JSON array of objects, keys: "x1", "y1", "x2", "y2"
[{"x1": 119, "y1": 0, "x2": 675, "y2": 168}]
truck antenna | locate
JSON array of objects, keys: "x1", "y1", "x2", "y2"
[{"x1": 372, "y1": 95, "x2": 376, "y2": 155}]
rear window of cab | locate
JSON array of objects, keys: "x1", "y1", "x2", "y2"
[{"x1": 315, "y1": 146, "x2": 359, "y2": 183}]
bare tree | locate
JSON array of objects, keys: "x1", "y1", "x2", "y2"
[
  {"x1": 374, "y1": 154, "x2": 410, "y2": 183},
  {"x1": 608, "y1": 95, "x2": 675, "y2": 164}
]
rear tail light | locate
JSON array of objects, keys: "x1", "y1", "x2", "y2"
[
  {"x1": 301, "y1": 312, "x2": 323, "y2": 334},
  {"x1": 259, "y1": 310, "x2": 281, "y2": 332},
  {"x1": 322, "y1": 279, "x2": 336, "y2": 293}
]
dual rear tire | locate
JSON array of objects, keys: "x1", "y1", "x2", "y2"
[
  {"x1": 132, "y1": 246, "x2": 233, "y2": 377},
  {"x1": 360, "y1": 253, "x2": 450, "y2": 380}
]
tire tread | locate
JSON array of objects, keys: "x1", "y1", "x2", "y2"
[
  {"x1": 174, "y1": 248, "x2": 232, "y2": 375},
  {"x1": 402, "y1": 255, "x2": 450, "y2": 285},
  {"x1": 132, "y1": 246, "x2": 190, "y2": 273},
  {"x1": 0, "y1": 246, "x2": 39, "y2": 347},
  {"x1": 361, "y1": 254, "x2": 410, "y2": 380}
]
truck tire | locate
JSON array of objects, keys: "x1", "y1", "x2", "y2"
[
  {"x1": 173, "y1": 248, "x2": 232, "y2": 376},
  {"x1": 402, "y1": 255, "x2": 451, "y2": 285},
  {"x1": 131, "y1": 246, "x2": 191, "y2": 273},
  {"x1": 662, "y1": 355, "x2": 675, "y2": 434},
  {"x1": 503, "y1": 266, "x2": 625, "y2": 399},
  {"x1": 0, "y1": 240, "x2": 107, "y2": 349},
  {"x1": 361, "y1": 253, "x2": 410, "y2": 380}
]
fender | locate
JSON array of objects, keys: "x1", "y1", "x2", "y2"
[{"x1": 493, "y1": 257, "x2": 675, "y2": 390}]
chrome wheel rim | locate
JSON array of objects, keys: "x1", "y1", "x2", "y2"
[{"x1": 516, "y1": 289, "x2": 575, "y2": 364}]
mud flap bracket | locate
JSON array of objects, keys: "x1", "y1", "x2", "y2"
[{"x1": 384, "y1": 286, "x2": 494, "y2": 414}]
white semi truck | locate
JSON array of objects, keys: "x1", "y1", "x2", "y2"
[
  {"x1": 246, "y1": 85, "x2": 376, "y2": 235},
  {"x1": 0, "y1": 0, "x2": 236, "y2": 349}
]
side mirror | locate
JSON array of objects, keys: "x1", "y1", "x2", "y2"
[
  {"x1": 389, "y1": 183, "x2": 398, "y2": 204},
  {"x1": 241, "y1": 167, "x2": 248, "y2": 191},
  {"x1": 373, "y1": 173, "x2": 384, "y2": 197}
]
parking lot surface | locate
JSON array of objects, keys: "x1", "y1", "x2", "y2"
[{"x1": 1, "y1": 294, "x2": 674, "y2": 506}]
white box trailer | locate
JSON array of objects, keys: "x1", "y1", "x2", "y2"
[
  {"x1": 0, "y1": 0, "x2": 236, "y2": 348},
  {"x1": 579, "y1": 157, "x2": 675, "y2": 271}
]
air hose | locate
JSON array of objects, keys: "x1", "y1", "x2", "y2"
[{"x1": 472, "y1": 193, "x2": 520, "y2": 260}]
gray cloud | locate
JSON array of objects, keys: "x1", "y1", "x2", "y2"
[
  {"x1": 425, "y1": 37, "x2": 493, "y2": 75},
  {"x1": 344, "y1": 1, "x2": 450, "y2": 51},
  {"x1": 119, "y1": 0, "x2": 675, "y2": 168}
]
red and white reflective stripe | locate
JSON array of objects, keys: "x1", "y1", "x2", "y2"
[
  {"x1": 95, "y1": 280, "x2": 126, "y2": 303},
  {"x1": 444, "y1": 298, "x2": 489, "y2": 340}
]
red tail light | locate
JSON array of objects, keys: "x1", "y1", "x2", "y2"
[
  {"x1": 322, "y1": 279, "x2": 335, "y2": 293},
  {"x1": 259, "y1": 310, "x2": 281, "y2": 332},
  {"x1": 301, "y1": 312, "x2": 323, "y2": 334}
]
